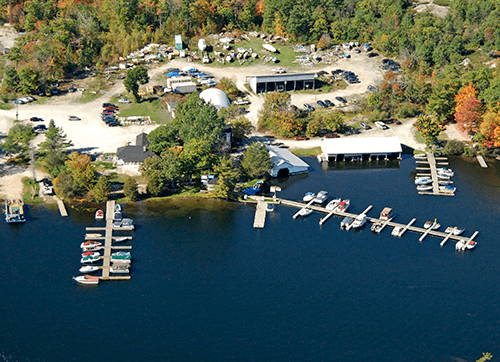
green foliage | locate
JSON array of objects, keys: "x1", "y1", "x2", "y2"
[
  {"x1": 1, "y1": 124, "x2": 36, "y2": 161},
  {"x1": 368, "y1": 109, "x2": 389, "y2": 123},
  {"x1": 141, "y1": 155, "x2": 169, "y2": 196},
  {"x1": 217, "y1": 77, "x2": 240, "y2": 101},
  {"x1": 147, "y1": 126, "x2": 178, "y2": 154},
  {"x1": 63, "y1": 152, "x2": 98, "y2": 197},
  {"x1": 443, "y1": 140, "x2": 465, "y2": 155},
  {"x1": 463, "y1": 146, "x2": 477, "y2": 157},
  {"x1": 414, "y1": 114, "x2": 444, "y2": 144},
  {"x1": 123, "y1": 176, "x2": 139, "y2": 201},
  {"x1": 22, "y1": 177, "x2": 44, "y2": 204},
  {"x1": 88, "y1": 176, "x2": 110, "y2": 202},
  {"x1": 212, "y1": 157, "x2": 239, "y2": 199},
  {"x1": 230, "y1": 117, "x2": 253, "y2": 143},
  {"x1": 124, "y1": 66, "x2": 149, "y2": 102},
  {"x1": 239, "y1": 142, "x2": 272, "y2": 179},
  {"x1": 37, "y1": 120, "x2": 73, "y2": 178}
]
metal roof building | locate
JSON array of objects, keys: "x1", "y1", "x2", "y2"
[
  {"x1": 200, "y1": 88, "x2": 231, "y2": 110},
  {"x1": 320, "y1": 137, "x2": 402, "y2": 162},
  {"x1": 267, "y1": 145, "x2": 310, "y2": 177},
  {"x1": 248, "y1": 73, "x2": 315, "y2": 94}
]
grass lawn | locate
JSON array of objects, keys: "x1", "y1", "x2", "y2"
[
  {"x1": 115, "y1": 98, "x2": 172, "y2": 124},
  {"x1": 0, "y1": 102, "x2": 14, "y2": 110},
  {"x1": 22, "y1": 177, "x2": 44, "y2": 204},
  {"x1": 291, "y1": 147, "x2": 321, "y2": 156}
]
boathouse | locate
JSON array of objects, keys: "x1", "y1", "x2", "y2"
[
  {"x1": 248, "y1": 73, "x2": 315, "y2": 94},
  {"x1": 267, "y1": 145, "x2": 310, "y2": 177},
  {"x1": 320, "y1": 137, "x2": 402, "y2": 162}
]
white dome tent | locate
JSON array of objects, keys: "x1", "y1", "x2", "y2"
[{"x1": 199, "y1": 88, "x2": 231, "y2": 111}]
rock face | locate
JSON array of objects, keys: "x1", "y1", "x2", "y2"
[{"x1": 413, "y1": 0, "x2": 450, "y2": 19}]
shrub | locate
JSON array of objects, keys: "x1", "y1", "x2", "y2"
[
  {"x1": 368, "y1": 109, "x2": 388, "y2": 122},
  {"x1": 123, "y1": 176, "x2": 139, "y2": 201},
  {"x1": 443, "y1": 140, "x2": 465, "y2": 155},
  {"x1": 397, "y1": 103, "x2": 420, "y2": 118},
  {"x1": 463, "y1": 147, "x2": 477, "y2": 157}
]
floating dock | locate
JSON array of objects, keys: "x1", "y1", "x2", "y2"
[
  {"x1": 55, "y1": 196, "x2": 68, "y2": 217},
  {"x1": 477, "y1": 155, "x2": 488, "y2": 168},
  {"x1": 253, "y1": 200, "x2": 267, "y2": 228},
  {"x1": 83, "y1": 200, "x2": 132, "y2": 281},
  {"x1": 415, "y1": 152, "x2": 455, "y2": 196},
  {"x1": 280, "y1": 198, "x2": 477, "y2": 248}
]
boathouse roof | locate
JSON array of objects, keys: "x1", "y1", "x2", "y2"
[
  {"x1": 266, "y1": 145, "x2": 310, "y2": 177},
  {"x1": 321, "y1": 137, "x2": 402, "y2": 156}
]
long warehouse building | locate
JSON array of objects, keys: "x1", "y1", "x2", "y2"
[
  {"x1": 248, "y1": 73, "x2": 316, "y2": 94},
  {"x1": 320, "y1": 137, "x2": 403, "y2": 162}
]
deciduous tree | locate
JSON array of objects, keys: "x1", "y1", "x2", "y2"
[
  {"x1": 454, "y1": 83, "x2": 482, "y2": 135},
  {"x1": 124, "y1": 66, "x2": 149, "y2": 102},
  {"x1": 65, "y1": 152, "x2": 97, "y2": 193},
  {"x1": 414, "y1": 114, "x2": 444, "y2": 144}
]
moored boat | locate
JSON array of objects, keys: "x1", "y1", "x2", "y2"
[
  {"x1": 371, "y1": 222, "x2": 382, "y2": 232},
  {"x1": 5, "y1": 199, "x2": 25, "y2": 223},
  {"x1": 79, "y1": 265, "x2": 99, "y2": 273},
  {"x1": 417, "y1": 185, "x2": 433, "y2": 191},
  {"x1": 466, "y1": 240, "x2": 477, "y2": 249},
  {"x1": 110, "y1": 265, "x2": 130, "y2": 274},
  {"x1": 80, "y1": 255, "x2": 100, "y2": 264},
  {"x1": 340, "y1": 216, "x2": 354, "y2": 229},
  {"x1": 437, "y1": 173, "x2": 451, "y2": 180},
  {"x1": 85, "y1": 233, "x2": 102, "y2": 238},
  {"x1": 95, "y1": 209, "x2": 104, "y2": 219},
  {"x1": 313, "y1": 191, "x2": 328, "y2": 204},
  {"x1": 347, "y1": 213, "x2": 367, "y2": 230},
  {"x1": 391, "y1": 226, "x2": 401, "y2": 237},
  {"x1": 414, "y1": 153, "x2": 427, "y2": 159},
  {"x1": 438, "y1": 180, "x2": 453, "y2": 186},
  {"x1": 335, "y1": 199, "x2": 350, "y2": 213},
  {"x1": 114, "y1": 237, "x2": 129, "y2": 243},
  {"x1": 423, "y1": 220, "x2": 440, "y2": 230},
  {"x1": 80, "y1": 240, "x2": 102, "y2": 249},
  {"x1": 81, "y1": 251, "x2": 100, "y2": 258},
  {"x1": 73, "y1": 275, "x2": 100, "y2": 285},
  {"x1": 380, "y1": 207, "x2": 393, "y2": 221},
  {"x1": 415, "y1": 177, "x2": 432, "y2": 185},
  {"x1": 455, "y1": 240, "x2": 465, "y2": 251},
  {"x1": 437, "y1": 167, "x2": 454, "y2": 177},
  {"x1": 298, "y1": 208, "x2": 313, "y2": 217},
  {"x1": 325, "y1": 198, "x2": 341, "y2": 211},
  {"x1": 303, "y1": 192, "x2": 316, "y2": 202},
  {"x1": 453, "y1": 228, "x2": 465, "y2": 235},
  {"x1": 439, "y1": 185, "x2": 456, "y2": 193},
  {"x1": 266, "y1": 203, "x2": 275, "y2": 212}
]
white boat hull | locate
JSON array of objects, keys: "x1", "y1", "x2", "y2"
[
  {"x1": 79, "y1": 266, "x2": 99, "y2": 273},
  {"x1": 391, "y1": 227, "x2": 401, "y2": 237},
  {"x1": 298, "y1": 208, "x2": 313, "y2": 217},
  {"x1": 73, "y1": 276, "x2": 99, "y2": 285}
]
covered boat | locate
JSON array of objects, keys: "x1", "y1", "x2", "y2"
[
  {"x1": 340, "y1": 216, "x2": 354, "y2": 229},
  {"x1": 303, "y1": 192, "x2": 316, "y2": 202},
  {"x1": 110, "y1": 265, "x2": 130, "y2": 274},
  {"x1": 391, "y1": 227, "x2": 401, "y2": 237},
  {"x1": 347, "y1": 214, "x2": 367, "y2": 230},
  {"x1": 81, "y1": 255, "x2": 100, "y2": 264},
  {"x1": 417, "y1": 185, "x2": 433, "y2": 191},
  {"x1": 263, "y1": 44, "x2": 277, "y2": 53},
  {"x1": 81, "y1": 251, "x2": 100, "y2": 258},
  {"x1": 198, "y1": 38, "x2": 207, "y2": 51},
  {"x1": 73, "y1": 275, "x2": 100, "y2": 285}
]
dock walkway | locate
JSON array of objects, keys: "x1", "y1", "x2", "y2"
[
  {"x1": 55, "y1": 196, "x2": 68, "y2": 217},
  {"x1": 416, "y1": 153, "x2": 455, "y2": 196},
  {"x1": 253, "y1": 201, "x2": 267, "y2": 228},
  {"x1": 280, "y1": 198, "x2": 477, "y2": 246}
]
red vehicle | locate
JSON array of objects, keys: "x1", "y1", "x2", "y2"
[
  {"x1": 104, "y1": 106, "x2": 118, "y2": 111},
  {"x1": 102, "y1": 110, "x2": 115, "y2": 115},
  {"x1": 324, "y1": 133, "x2": 339, "y2": 138},
  {"x1": 294, "y1": 135, "x2": 309, "y2": 141}
]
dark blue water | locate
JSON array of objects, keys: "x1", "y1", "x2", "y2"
[{"x1": 1, "y1": 156, "x2": 499, "y2": 362}]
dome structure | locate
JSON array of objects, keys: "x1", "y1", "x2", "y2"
[{"x1": 199, "y1": 88, "x2": 231, "y2": 111}]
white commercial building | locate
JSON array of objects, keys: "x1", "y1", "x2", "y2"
[
  {"x1": 320, "y1": 137, "x2": 402, "y2": 162},
  {"x1": 267, "y1": 145, "x2": 310, "y2": 177}
]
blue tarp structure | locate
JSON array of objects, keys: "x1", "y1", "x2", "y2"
[{"x1": 165, "y1": 72, "x2": 182, "y2": 77}]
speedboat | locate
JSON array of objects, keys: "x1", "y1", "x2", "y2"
[
  {"x1": 455, "y1": 240, "x2": 465, "y2": 250},
  {"x1": 303, "y1": 192, "x2": 316, "y2": 202},
  {"x1": 313, "y1": 191, "x2": 328, "y2": 204},
  {"x1": 347, "y1": 213, "x2": 367, "y2": 230},
  {"x1": 391, "y1": 227, "x2": 401, "y2": 237},
  {"x1": 325, "y1": 198, "x2": 341, "y2": 211},
  {"x1": 115, "y1": 204, "x2": 122, "y2": 212},
  {"x1": 437, "y1": 167, "x2": 454, "y2": 177},
  {"x1": 114, "y1": 237, "x2": 129, "y2": 243},
  {"x1": 298, "y1": 208, "x2": 313, "y2": 217},
  {"x1": 417, "y1": 185, "x2": 433, "y2": 191},
  {"x1": 79, "y1": 265, "x2": 99, "y2": 273},
  {"x1": 85, "y1": 233, "x2": 102, "y2": 238},
  {"x1": 80, "y1": 241, "x2": 102, "y2": 249},
  {"x1": 438, "y1": 180, "x2": 453, "y2": 186},
  {"x1": 80, "y1": 255, "x2": 100, "y2": 264},
  {"x1": 81, "y1": 251, "x2": 100, "y2": 258},
  {"x1": 371, "y1": 222, "x2": 382, "y2": 232},
  {"x1": 437, "y1": 173, "x2": 451, "y2": 180},
  {"x1": 453, "y1": 228, "x2": 465, "y2": 235},
  {"x1": 423, "y1": 220, "x2": 440, "y2": 230},
  {"x1": 466, "y1": 240, "x2": 477, "y2": 249},
  {"x1": 379, "y1": 207, "x2": 393, "y2": 220},
  {"x1": 73, "y1": 275, "x2": 100, "y2": 285},
  {"x1": 415, "y1": 177, "x2": 432, "y2": 185},
  {"x1": 114, "y1": 211, "x2": 122, "y2": 221},
  {"x1": 112, "y1": 251, "x2": 130, "y2": 257},
  {"x1": 335, "y1": 199, "x2": 350, "y2": 213},
  {"x1": 439, "y1": 185, "x2": 456, "y2": 193},
  {"x1": 110, "y1": 265, "x2": 130, "y2": 274},
  {"x1": 445, "y1": 226, "x2": 454, "y2": 234},
  {"x1": 95, "y1": 209, "x2": 104, "y2": 219},
  {"x1": 266, "y1": 203, "x2": 275, "y2": 212},
  {"x1": 111, "y1": 258, "x2": 131, "y2": 264},
  {"x1": 340, "y1": 216, "x2": 354, "y2": 229}
]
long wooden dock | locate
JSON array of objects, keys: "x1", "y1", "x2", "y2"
[
  {"x1": 253, "y1": 201, "x2": 267, "y2": 228},
  {"x1": 416, "y1": 153, "x2": 455, "y2": 196},
  {"x1": 280, "y1": 198, "x2": 477, "y2": 248},
  {"x1": 84, "y1": 200, "x2": 132, "y2": 281},
  {"x1": 55, "y1": 196, "x2": 68, "y2": 216}
]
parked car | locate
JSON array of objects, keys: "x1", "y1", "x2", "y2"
[
  {"x1": 375, "y1": 121, "x2": 388, "y2": 130},
  {"x1": 102, "y1": 103, "x2": 116, "y2": 108},
  {"x1": 233, "y1": 99, "x2": 249, "y2": 105},
  {"x1": 102, "y1": 110, "x2": 115, "y2": 115},
  {"x1": 294, "y1": 135, "x2": 309, "y2": 140},
  {"x1": 360, "y1": 122, "x2": 371, "y2": 130},
  {"x1": 367, "y1": 85, "x2": 377, "y2": 92},
  {"x1": 33, "y1": 124, "x2": 47, "y2": 133},
  {"x1": 118, "y1": 98, "x2": 131, "y2": 104},
  {"x1": 30, "y1": 117, "x2": 43, "y2": 122},
  {"x1": 367, "y1": 52, "x2": 378, "y2": 58},
  {"x1": 316, "y1": 100, "x2": 327, "y2": 108},
  {"x1": 324, "y1": 133, "x2": 339, "y2": 138},
  {"x1": 68, "y1": 116, "x2": 81, "y2": 121},
  {"x1": 68, "y1": 86, "x2": 76, "y2": 92},
  {"x1": 394, "y1": 119, "x2": 402, "y2": 125},
  {"x1": 324, "y1": 99, "x2": 335, "y2": 107},
  {"x1": 272, "y1": 67, "x2": 286, "y2": 74},
  {"x1": 335, "y1": 96, "x2": 347, "y2": 104},
  {"x1": 303, "y1": 103, "x2": 315, "y2": 112}
]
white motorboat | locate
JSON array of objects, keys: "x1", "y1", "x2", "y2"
[
  {"x1": 95, "y1": 209, "x2": 104, "y2": 219},
  {"x1": 313, "y1": 191, "x2": 328, "y2": 204},
  {"x1": 303, "y1": 192, "x2": 316, "y2": 202},
  {"x1": 263, "y1": 44, "x2": 277, "y2": 52},
  {"x1": 466, "y1": 240, "x2": 477, "y2": 249},
  {"x1": 415, "y1": 177, "x2": 432, "y2": 185},
  {"x1": 298, "y1": 208, "x2": 313, "y2": 217},
  {"x1": 438, "y1": 180, "x2": 453, "y2": 186},
  {"x1": 445, "y1": 226, "x2": 465, "y2": 235},
  {"x1": 111, "y1": 259, "x2": 131, "y2": 264},
  {"x1": 80, "y1": 241, "x2": 102, "y2": 249},
  {"x1": 455, "y1": 240, "x2": 465, "y2": 251},
  {"x1": 81, "y1": 251, "x2": 100, "y2": 258},
  {"x1": 114, "y1": 237, "x2": 129, "y2": 243},
  {"x1": 371, "y1": 222, "x2": 382, "y2": 232},
  {"x1": 115, "y1": 204, "x2": 122, "y2": 212},
  {"x1": 437, "y1": 167, "x2": 454, "y2": 177},
  {"x1": 81, "y1": 255, "x2": 100, "y2": 264},
  {"x1": 325, "y1": 198, "x2": 341, "y2": 211},
  {"x1": 439, "y1": 185, "x2": 456, "y2": 193},
  {"x1": 347, "y1": 213, "x2": 367, "y2": 230},
  {"x1": 266, "y1": 203, "x2": 275, "y2": 212},
  {"x1": 437, "y1": 173, "x2": 451, "y2": 180},
  {"x1": 423, "y1": 220, "x2": 440, "y2": 230},
  {"x1": 110, "y1": 265, "x2": 130, "y2": 274},
  {"x1": 112, "y1": 251, "x2": 131, "y2": 257},
  {"x1": 417, "y1": 185, "x2": 433, "y2": 191},
  {"x1": 335, "y1": 199, "x2": 350, "y2": 213},
  {"x1": 73, "y1": 275, "x2": 100, "y2": 285},
  {"x1": 114, "y1": 211, "x2": 122, "y2": 221},
  {"x1": 391, "y1": 227, "x2": 401, "y2": 237},
  {"x1": 85, "y1": 233, "x2": 102, "y2": 238},
  {"x1": 340, "y1": 216, "x2": 354, "y2": 229},
  {"x1": 79, "y1": 266, "x2": 99, "y2": 273}
]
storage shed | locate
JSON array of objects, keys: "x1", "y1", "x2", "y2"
[
  {"x1": 248, "y1": 73, "x2": 315, "y2": 94},
  {"x1": 266, "y1": 145, "x2": 310, "y2": 177},
  {"x1": 320, "y1": 137, "x2": 402, "y2": 162}
]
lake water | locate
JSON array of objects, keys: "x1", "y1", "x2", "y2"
[{"x1": 1, "y1": 156, "x2": 499, "y2": 362}]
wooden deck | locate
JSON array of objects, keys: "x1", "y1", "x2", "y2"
[
  {"x1": 253, "y1": 201, "x2": 267, "y2": 228},
  {"x1": 55, "y1": 196, "x2": 68, "y2": 216},
  {"x1": 280, "y1": 198, "x2": 477, "y2": 247},
  {"x1": 477, "y1": 155, "x2": 488, "y2": 168}
]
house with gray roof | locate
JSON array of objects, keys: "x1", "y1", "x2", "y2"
[
  {"x1": 116, "y1": 133, "x2": 156, "y2": 166},
  {"x1": 266, "y1": 145, "x2": 310, "y2": 177}
]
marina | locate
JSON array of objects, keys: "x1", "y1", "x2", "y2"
[{"x1": 414, "y1": 152, "x2": 456, "y2": 196}]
